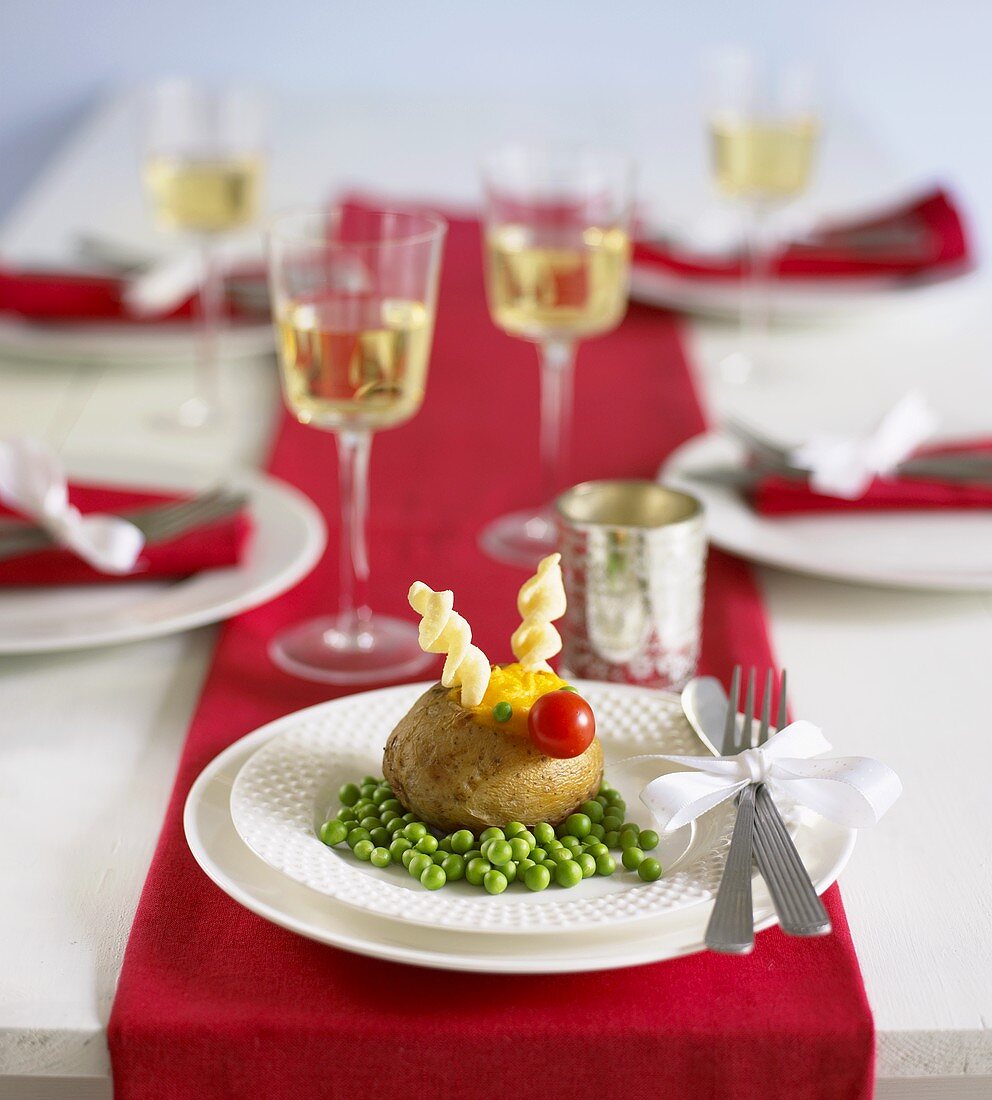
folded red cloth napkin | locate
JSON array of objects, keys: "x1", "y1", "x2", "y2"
[
  {"x1": 0, "y1": 483, "x2": 251, "y2": 584},
  {"x1": 0, "y1": 265, "x2": 264, "y2": 324},
  {"x1": 633, "y1": 188, "x2": 973, "y2": 283},
  {"x1": 754, "y1": 439, "x2": 992, "y2": 515},
  {"x1": 109, "y1": 213, "x2": 873, "y2": 1100}
]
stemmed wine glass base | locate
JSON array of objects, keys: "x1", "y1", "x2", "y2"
[
  {"x1": 269, "y1": 613, "x2": 434, "y2": 685},
  {"x1": 479, "y1": 507, "x2": 559, "y2": 569}
]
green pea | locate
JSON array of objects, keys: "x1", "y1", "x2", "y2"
[
  {"x1": 463, "y1": 849, "x2": 482, "y2": 864},
  {"x1": 580, "y1": 800, "x2": 605, "y2": 823},
  {"x1": 549, "y1": 848, "x2": 574, "y2": 865},
  {"x1": 380, "y1": 798, "x2": 402, "y2": 814},
  {"x1": 530, "y1": 848, "x2": 547, "y2": 863},
  {"x1": 354, "y1": 799, "x2": 376, "y2": 817},
  {"x1": 560, "y1": 835, "x2": 582, "y2": 854},
  {"x1": 518, "y1": 858, "x2": 536, "y2": 874},
  {"x1": 639, "y1": 830, "x2": 660, "y2": 852},
  {"x1": 450, "y1": 829, "x2": 474, "y2": 854},
  {"x1": 564, "y1": 813, "x2": 592, "y2": 839},
  {"x1": 371, "y1": 788, "x2": 390, "y2": 805},
  {"x1": 388, "y1": 818, "x2": 407, "y2": 835},
  {"x1": 339, "y1": 782, "x2": 361, "y2": 807},
  {"x1": 337, "y1": 807, "x2": 357, "y2": 822},
  {"x1": 483, "y1": 870, "x2": 508, "y2": 895},
  {"x1": 390, "y1": 837, "x2": 412, "y2": 859},
  {"x1": 509, "y1": 838, "x2": 531, "y2": 862},
  {"x1": 466, "y1": 857, "x2": 492, "y2": 886},
  {"x1": 353, "y1": 839, "x2": 374, "y2": 861},
  {"x1": 370, "y1": 827, "x2": 390, "y2": 847},
  {"x1": 602, "y1": 815, "x2": 624, "y2": 832},
  {"x1": 442, "y1": 854, "x2": 465, "y2": 881},
  {"x1": 401, "y1": 847, "x2": 418, "y2": 869},
  {"x1": 480, "y1": 827, "x2": 505, "y2": 843},
  {"x1": 534, "y1": 822, "x2": 555, "y2": 846},
  {"x1": 621, "y1": 846, "x2": 646, "y2": 870},
  {"x1": 358, "y1": 816, "x2": 379, "y2": 832},
  {"x1": 588, "y1": 823, "x2": 605, "y2": 841},
  {"x1": 518, "y1": 829, "x2": 537, "y2": 850},
  {"x1": 438, "y1": 835, "x2": 453, "y2": 853},
  {"x1": 585, "y1": 842, "x2": 609, "y2": 859},
  {"x1": 504, "y1": 821, "x2": 526, "y2": 839},
  {"x1": 638, "y1": 858, "x2": 662, "y2": 882},
  {"x1": 604, "y1": 830, "x2": 620, "y2": 848},
  {"x1": 347, "y1": 828, "x2": 371, "y2": 849},
  {"x1": 415, "y1": 835, "x2": 438, "y2": 854},
  {"x1": 379, "y1": 811, "x2": 399, "y2": 827},
  {"x1": 524, "y1": 864, "x2": 551, "y2": 891},
  {"x1": 404, "y1": 822, "x2": 428, "y2": 841},
  {"x1": 421, "y1": 865, "x2": 446, "y2": 890},
  {"x1": 576, "y1": 853, "x2": 596, "y2": 878},
  {"x1": 596, "y1": 853, "x2": 617, "y2": 876},
  {"x1": 604, "y1": 789, "x2": 624, "y2": 806},
  {"x1": 555, "y1": 860, "x2": 583, "y2": 888},
  {"x1": 359, "y1": 782, "x2": 377, "y2": 799},
  {"x1": 408, "y1": 852, "x2": 432, "y2": 879},
  {"x1": 402, "y1": 812, "x2": 417, "y2": 823},
  {"x1": 370, "y1": 847, "x2": 391, "y2": 868},
  {"x1": 620, "y1": 828, "x2": 641, "y2": 849},
  {"x1": 486, "y1": 840, "x2": 513, "y2": 866},
  {"x1": 431, "y1": 851, "x2": 448, "y2": 865},
  {"x1": 493, "y1": 701, "x2": 513, "y2": 723},
  {"x1": 319, "y1": 820, "x2": 348, "y2": 846},
  {"x1": 502, "y1": 861, "x2": 518, "y2": 883},
  {"x1": 544, "y1": 838, "x2": 564, "y2": 853}
]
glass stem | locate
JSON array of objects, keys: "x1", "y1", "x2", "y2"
[
  {"x1": 194, "y1": 237, "x2": 225, "y2": 418},
  {"x1": 538, "y1": 338, "x2": 577, "y2": 510},
  {"x1": 735, "y1": 203, "x2": 774, "y2": 381},
  {"x1": 336, "y1": 428, "x2": 373, "y2": 639}
]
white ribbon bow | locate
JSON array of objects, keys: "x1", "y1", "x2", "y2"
[
  {"x1": 0, "y1": 438, "x2": 144, "y2": 574},
  {"x1": 640, "y1": 720, "x2": 902, "y2": 833},
  {"x1": 789, "y1": 391, "x2": 937, "y2": 499}
]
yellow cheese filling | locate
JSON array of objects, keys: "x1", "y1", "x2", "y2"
[{"x1": 450, "y1": 662, "x2": 570, "y2": 736}]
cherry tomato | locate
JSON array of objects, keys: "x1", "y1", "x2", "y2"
[{"x1": 528, "y1": 690, "x2": 596, "y2": 759}]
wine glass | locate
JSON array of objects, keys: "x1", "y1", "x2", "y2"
[
  {"x1": 479, "y1": 144, "x2": 635, "y2": 569},
  {"x1": 267, "y1": 205, "x2": 447, "y2": 684},
  {"x1": 706, "y1": 49, "x2": 819, "y2": 383},
  {"x1": 142, "y1": 79, "x2": 265, "y2": 429}
]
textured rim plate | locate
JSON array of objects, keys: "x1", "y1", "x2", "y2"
[
  {"x1": 0, "y1": 458, "x2": 326, "y2": 653},
  {"x1": 665, "y1": 431, "x2": 992, "y2": 592},
  {"x1": 187, "y1": 721, "x2": 855, "y2": 973},
  {"x1": 232, "y1": 681, "x2": 782, "y2": 935}
]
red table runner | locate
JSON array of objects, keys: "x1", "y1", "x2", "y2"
[{"x1": 109, "y1": 215, "x2": 874, "y2": 1099}]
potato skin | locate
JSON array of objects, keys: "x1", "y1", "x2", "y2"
[{"x1": 383, "y1": 683, "x2": 604, "y2": 832}]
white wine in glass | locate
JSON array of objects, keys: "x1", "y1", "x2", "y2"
[
  {"x1": 707, "y1": 50, "x2": 819, "y2": 383},
  {"x1": 480, "y1": 144, "x2": 634, "y2": 569},
  {"x1": 268, "y1": 206, "x2": 446, "y2": 685},
  {"x1": 142, "y1": 80, "x2": 265, "y2": 429}
]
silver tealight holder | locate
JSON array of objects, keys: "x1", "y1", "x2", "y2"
[{"x1": 556, "y1": 480, "x2": 706, "y2": 690}]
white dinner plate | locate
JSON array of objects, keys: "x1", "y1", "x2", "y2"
[
  {"x1": 0, "y1": 457, "x2": 326, "y2": 653},
  {"x1": 630, "y1": 259, "x2": 979, "y2": 322},
  {"x1": 186, "y1": 716, "x2": 855, "y2": 973},
  {"x1": 0, "y1": 316, "x2": 274, "y2": 367},
  {"x1": 665, "y1": 431, "x2": 992, "y2": 591}
]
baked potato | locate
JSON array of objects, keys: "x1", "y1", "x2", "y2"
[{"x1": 382, "y1": 682, "x2": 604, "y2": 832}]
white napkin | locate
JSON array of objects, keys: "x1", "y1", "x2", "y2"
[
  {"x1": 640, "y1": 720, "x2": 902, "y2": 833},
  {"x1": 789, "y1": 391, "x2": 937, "y2": 499},
  {"x1": 0, "y1": 438, "x2": 144, "y2": 573}
]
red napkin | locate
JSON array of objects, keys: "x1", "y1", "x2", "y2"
[
  {"x1": 754, "y1": 439, "x2": 992, "y2": 515},
  {"x1": 109, "y1": 214, "x2": 873, "y2": 1100},
  {"x1": 633, "y1": 188, "x2": 973, "y2": 283},
  {"x1": 0, "y1": 265, "x2": 263, "y2": 324},
  {"x1": 0, "y1": 483, "x2": 252, "y2": 585}
]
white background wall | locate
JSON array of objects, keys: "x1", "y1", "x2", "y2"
[{"x1": 3, "y1": 0, "x2": 992, "y2": 252}]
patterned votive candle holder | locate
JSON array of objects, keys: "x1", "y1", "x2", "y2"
[{"x1": 555, "y1": 480, "x2": 706, "y2": 690}]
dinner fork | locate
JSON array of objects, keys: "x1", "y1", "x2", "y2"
[
  {"x1": 705, "y1": 665, "x2": 759, "y2": 953},
  {"x1": 0, "y1": 488, "x2": 247, "y2": 563}
]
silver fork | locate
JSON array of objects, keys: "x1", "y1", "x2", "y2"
[
  {"x1": 0, "y1": 489, "x2": 247, "y2": 563},
  {"x1": 752, "y1": 670, "x2": 832, "y2": 938},
  {"x1": 705, "y1": 665, "x2": 758, "y2": 954}
]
